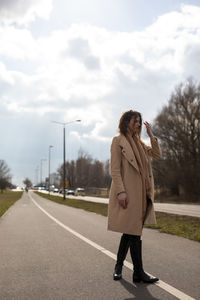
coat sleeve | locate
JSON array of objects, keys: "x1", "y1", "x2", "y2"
[
  {"x1": 110, "y1": 137, "x2": 126, "y2": 195},
  {"x1": 141, "y1": 136, "x2": 162, "y2": 159}
]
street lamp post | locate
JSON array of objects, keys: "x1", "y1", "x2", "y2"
[
  {"x1": 40, "y1": 158, "x2": 47, "y2": 185},
  {"x1": 63, "y1": 125, "x2": 66, "y2": 199},
  {"x1": 49, "y1": 145, "x2": 53, "y2": 195},
  {"x1": 52, "y1": 120, "x2": 81, "y2": 200}
]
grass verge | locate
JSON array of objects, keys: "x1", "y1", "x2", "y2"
[
  {"x1": 35, "y1": 192, "x2": 200, "y2": 242},
  {"x1": 35, "y1": 192, "x2": 108, "y2": 216},
  {"x1": 145, "y1": 212, "x2": 200, "y2": 242},
  {"x1": 0, "y1": 190, "x2": 23, "y2": 218}
]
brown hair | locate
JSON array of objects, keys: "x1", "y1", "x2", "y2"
[{"x1": 118, "y1": 110, "x2": 142, "y2": 136}]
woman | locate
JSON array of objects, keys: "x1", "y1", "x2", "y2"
[{"x1": 108, "y1": 110, "x2": 161, "y2": 284}]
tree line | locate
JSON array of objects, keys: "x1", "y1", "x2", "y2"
[{"x1": 57, "y1": 150, "x2": 111, "y2": 190}]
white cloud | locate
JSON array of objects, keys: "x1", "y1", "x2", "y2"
[
  {"x1": 146, "y1": 4, "x2": 200, "y2": 36},
  {"x1": 0, "y1": 4, "x2": 200, "y2": 142},
  {"x1": 0, "y1": 26, "x2": 39, "y2": 60},
  {"x1": 0, "y1": 0, "x2": 53, "y2": 25},
  {"x1": 66, "y1": 38, "x2": 100, "y2": 70},
  {"x1": 0, "y1": 61, "x2": 15, "y2": 84}
]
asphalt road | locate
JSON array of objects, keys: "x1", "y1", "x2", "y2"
[
  {"x1": 42, "y1": 190, "x2": 200, "y2": 218},
  {"x1": 0, "y1": 191, "x2": 199, "y2": 300}
]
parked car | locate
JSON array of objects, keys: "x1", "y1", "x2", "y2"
[
  {"x1": 66, "y1": 190, "x2": 75, "y2": 195},
  {"x1": 53, "y1": 188, "x2": 59, "y2": 193},
  {"x1": 75, "y1": 188, "x2": 85, "y2": 196}
]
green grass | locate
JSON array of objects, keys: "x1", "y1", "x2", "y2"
[
  {"x1": 145, "y1": 212, "x2": 200, "y2": 242},
  {"x1": 35, "y1": 192, "x2": 108, "y2": 216},
  {"x1": 35, "y1": 192, "x2": 200, "y2": 242},
  {"x1": 0, "y1": 190, "x2": 23, "y2": 218}
]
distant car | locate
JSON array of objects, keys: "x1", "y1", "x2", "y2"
[
  {"x1": 66, "y1": 190, "x2": 75, "y2": 195},
  {"x1": 59, "y1": 189, "x2": 68, "y2": 194},
  {"x1": 38, "y1": 186, "x2": 46, "y2": 190},
  {"x1": 75, "y1": 188, "x2": 85, "y2": 196},
  {"x1": 53, "y1": 188, "x2": 59, "y2": 193}
]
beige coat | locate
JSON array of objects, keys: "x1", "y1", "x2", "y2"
[{"x1": 107, "y1": 134, "x2": 162, "y2": 236}]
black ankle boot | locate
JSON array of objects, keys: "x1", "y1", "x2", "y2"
[
  {"x1": 113, "y1": 263, "x2": 123, "y2": 280},
  {"x1": 130, "y1": 238, "x2": 159, "y2": 284},
  {"x1": 133, "y1": 269, "x2": 159, "y2": 283},
  {"x1": 113, "y1": 234, "x2": 130, "y2": 280}
]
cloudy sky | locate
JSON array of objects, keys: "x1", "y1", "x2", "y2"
[{"x1": 1, "y1": 0, "x2": 200, "y2": 185}]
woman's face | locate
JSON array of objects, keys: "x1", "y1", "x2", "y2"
[{"x1": 128, "y1": 116, "x2": 141, "y2": 135}]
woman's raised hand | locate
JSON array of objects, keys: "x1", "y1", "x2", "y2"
[{"x1": 143, "y1": 121, "x2": 154, "y2": 138}]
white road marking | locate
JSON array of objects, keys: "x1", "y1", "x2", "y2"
[{"x1": 30, "y1": 193, "x2": 195, "y2": 300}]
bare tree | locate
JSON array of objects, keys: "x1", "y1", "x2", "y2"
[
  {"x1": 23, "y1": 178, "x2": 32, "y2": 188},
  {"x1": 57, "y1": 149, "x2": 111, "y2": 190},
  {"x1": 66, "y1": 160, "x2": 76, "y2": 188},
  {"x1": 0, "y1": 160, "x2": 11, "y2": 192},
  {"x1": 89, "y1": 160, "x2": 104, "y2": 188},
  {"x1": 103, "y1": 159, "x2": 112, "y2": 189},
  {"x1": 152, "y1": 78, "x2": 200, "y2": 201},
  {"x1": 76, "y1": 151, "x2": 92, "y2": 187}
]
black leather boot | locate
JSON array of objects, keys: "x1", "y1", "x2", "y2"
[
  {"x1": 113, "y1": 234, "x2": 130, "y2": 280},
  {"x1": 130, "y1": 238, "x2": 159, "y2": 284}
]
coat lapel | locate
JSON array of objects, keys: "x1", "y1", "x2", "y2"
[{"x1": 118, "y1": 135, "x2": 140, "y2": 173}]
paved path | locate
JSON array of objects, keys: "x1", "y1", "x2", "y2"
[
  {"x1": 40, "y1": 190, "x2": 200, "y2": 218},
  {"x1": 0, "y1": 191, "x2": 199, "y2": 299}
]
